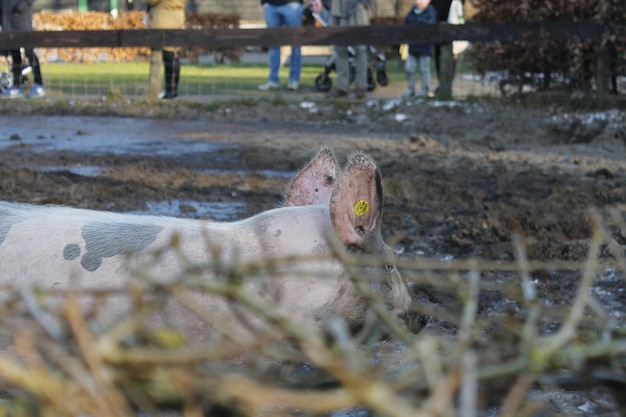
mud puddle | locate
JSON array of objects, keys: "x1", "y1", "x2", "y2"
[{"x1": 1, "y1": 115, "x2": 230, "y2": 156}]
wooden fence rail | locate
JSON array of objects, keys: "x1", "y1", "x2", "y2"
[
  {"x1": 0, "y1": 21, "x2": 623, "y2": 50},
  {"x1": 1, "y1": 21, "x2": 623, "y2": 97}
]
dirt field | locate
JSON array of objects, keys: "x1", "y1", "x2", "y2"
[
  {"x1": 1, "y1": 95, "x2": 625, "y2": 415},
  {"x1": 2, "y1": 96, "x2": 625, "y2": 261}
]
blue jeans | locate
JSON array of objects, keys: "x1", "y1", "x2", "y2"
[
  {"x1": 263, "y1": 2, "x2": 302, "y2": 84},
  {"x1": 406, "y1": 53, "x2": 431, "y2": 95},
  {"x1": 330, "y1": 6, "x2": 369, "y2": 91}
]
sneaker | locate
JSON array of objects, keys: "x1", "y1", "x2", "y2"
[
  {"x1": 354, "y1": 87, "x2": 366, "y2": 99},
  {"x1": 287, "y1": 80, "x2": 299, "y2": 91},
  {"x1": 326, "y1": 88, "x2": 348, "y2": 99},
  {"x1": 159, "y1": 91, "x2": 178, "y2": 99},
  {"x1": 258, "y1": 81, "x2": 279, "y2": 91},
  {"x1": 27, "y1": 83, "x2": 47, "y2": 98},
  {"x1": 401, "y1": 89, "x2": 415, "y2": 99},
  {"x1": 0, "y1": 86, "x2": 24, "y2": 99}
]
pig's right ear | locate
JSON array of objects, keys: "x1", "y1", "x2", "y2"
[
  {"x1": 330, "y1": 153, "x2": 383, "y2": 249},
  {"x1": 285, "y1": 147, "x2": 340, "y2": 207}
]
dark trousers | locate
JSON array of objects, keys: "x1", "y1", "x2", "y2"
[
  {"x1": 9, "y1": 49, "x2": 44, "y2": 87},
  {"x1": 163, "y1": 50, "x2": 180, "y2": 95},
  {"x1": 434, "y1": 44, "x2": 457, "y2": 86}
]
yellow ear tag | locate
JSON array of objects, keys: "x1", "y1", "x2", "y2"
[{"x1": 353, "y1": 200, "x2": 370, "y2": 217}]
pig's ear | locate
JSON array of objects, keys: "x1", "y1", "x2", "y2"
[
  {"x1": 330, "y1": 153, "x2": 383, "y2": 248},
  {"x1": 285, "y1": 147, "x2": 340, "y2": 206}
]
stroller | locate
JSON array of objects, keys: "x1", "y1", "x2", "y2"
[
  {"x1": 303, "y1": 1, "x2": 389, "y2": 93},
  {"x1": 315, "y1": 44, "x2": 388, "y2": 92},
  {"x1": 0, "y1": 48, "x2": 32, "y2": 93}
]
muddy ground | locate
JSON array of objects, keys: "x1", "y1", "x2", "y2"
[
  {"x1": 2, "y1": 96, "x2": 625, "y2": 262},
  {"x1": 1, "y1": 95, "x2": 626, "y2": 415}
]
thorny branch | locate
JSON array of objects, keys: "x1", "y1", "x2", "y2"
[{"x1": 0, "y1": 213, "x2": 624, "y2": 416}]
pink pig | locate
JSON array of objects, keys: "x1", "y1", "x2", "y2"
[{"x1": 0, "y1": 148, "x2": 412, "y2": 352}]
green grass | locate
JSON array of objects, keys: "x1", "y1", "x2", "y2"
[{"x1": 39, "y1": 60, "x2": 407, "y2": 98}]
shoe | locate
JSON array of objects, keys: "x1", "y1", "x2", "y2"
[
  {"x1": 287, "y1": 80, "x2": 299, "y2": 91},
  {"x1": 258, "y1": 81, "x2": 279, "y2": 91},
  {"x1": 27, "y1": 83, "x2": 47, "y2": 98},
  {"x1": 416, "y1": 90, "x2": 430, "y2": 98},
  {"x1": 326, "y1": 88, "x2": 348, "y2": 98},
  {"x1": 401, "y1": 89, "x2": 415, "y2": 99},
  {"x1": 0, "y1": 86, "x2": 24, "y2": 99},
  {"x1": 354, "y1": 87, "x2": 366, "y2": 99},
  {"x1": 159, "y1": 91, "x2": 178, "y2": 99}
]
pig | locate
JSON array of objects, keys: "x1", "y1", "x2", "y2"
[{"x1": 0, "y1": 148, "x2": 412, "y2": 356}]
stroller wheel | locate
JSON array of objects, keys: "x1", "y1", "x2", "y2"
[
  {"x1": 377, "y1": 70, "x2": 389, "y2": 87},
  {"x1": 315, "y1": 73, "x2": 332, "y2": 93},
  {"x1": 0, "y1": 71, "x2": 13, "y2": 93}
]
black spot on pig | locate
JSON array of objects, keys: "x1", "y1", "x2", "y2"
[
  {"x1": 63, "y1": 244, "x2": 81, "y2": 260},
  {"x1": 77, "y1": 222, "x2": 163, "y2": 272}
]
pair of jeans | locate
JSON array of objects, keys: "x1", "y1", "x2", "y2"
[
  {"x1": 263, "y1": 2, "x2": 302, "y2": 84},
  {"x1": 330, "y1": 5, "x2": 369, "y2": 91},
  {"x1": 405, "y1": 53, "x2": 431, "y2": 95}
]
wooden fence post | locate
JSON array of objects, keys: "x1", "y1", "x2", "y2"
[
  {"x1": 148, "y1": 49, "x2": 162, "y2": 99},
  {"x1": 595, "y1": 42, "x2": 610, "y2": 95},
  {"x1": 437, "y1": 43, "x2": 454, "y2": 99}
]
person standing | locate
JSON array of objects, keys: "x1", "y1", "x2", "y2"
[
  {"x1": 402, "y1": 0, "x2": 437, "y2": 98},
  {"x1": 258, "y1": 0, "x2": 303, "y2": 91},
  {"x1": 0, "y1": 0, "x2": 46, "y2": 98},
  {"x1": 327, "y1": 0, "x2": 371, "y2": 99},
  {"x1": 431, "y1": 0, "x2": 465, "y2": 93},
  {"x1": 146, "y1": 0, "x2": 186, "y2": 99},
  {"x1": 430, "y1": 0, "x2": 451, "y2": 84}
]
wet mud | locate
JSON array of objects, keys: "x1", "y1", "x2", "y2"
[
  {"x1": 1, "y1": 97, "x2": 626, "y2": 415},
  {"x1": 2, "y1": 100, "x2": 625, "y2": 263}
]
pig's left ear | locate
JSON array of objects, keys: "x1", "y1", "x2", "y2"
[
  {"x1": 330, "y1": 153, "x2": 383, "y2": 248},
  {"x1": 285, "y1": 147, "x2": 340, "y2": 206}
]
